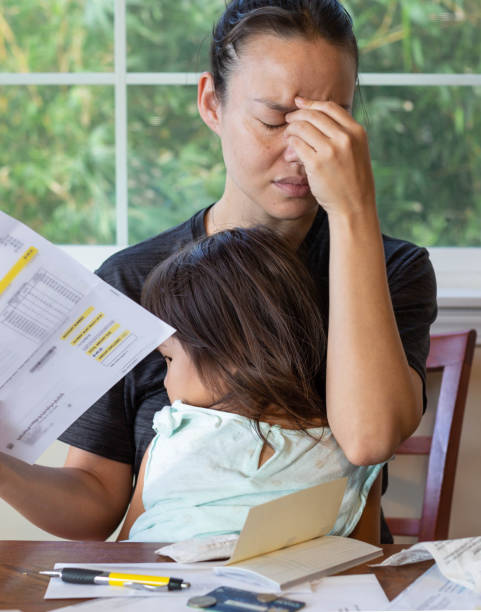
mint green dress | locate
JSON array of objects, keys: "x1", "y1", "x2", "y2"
[{"x1": 129, "y1": 400, "x2": 384, "y2": 542}]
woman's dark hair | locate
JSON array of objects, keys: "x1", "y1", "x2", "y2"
[
  {"x1": 141, "y1": 226, "x2": 327, "y2": 432},
  {"x1": 211, "y1": 0, "x2": 358, "y2": 102}
]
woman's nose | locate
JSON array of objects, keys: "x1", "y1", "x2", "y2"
[{"x1": 283, "y1": 140, "x2": 303, "y2": 164}]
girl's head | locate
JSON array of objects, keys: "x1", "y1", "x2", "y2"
[
  {"x1": 142, "y1": 226, "x2": 326, "y2": 428},
  {"x1": 198, "y1": 0, "x2": 358, "y2": 225}
]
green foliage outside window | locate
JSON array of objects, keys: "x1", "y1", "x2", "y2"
[{"x1": 0, "y1": 0, "x2": 480, "y2": 246}]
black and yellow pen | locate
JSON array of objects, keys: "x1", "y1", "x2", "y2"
[{"x1": 39, "y1": 567, "x2": 190, "y2": 590}]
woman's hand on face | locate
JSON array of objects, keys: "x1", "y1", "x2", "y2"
[{"x1": 285, "y1": 97, "x2": 376, "y2": 218}]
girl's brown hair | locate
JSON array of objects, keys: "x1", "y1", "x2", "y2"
[{"x1": 141, "y1": 226, "x2": 327, "y2": 431}]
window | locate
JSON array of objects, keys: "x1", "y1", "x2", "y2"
[{"x1": 1, "y1": 0, "x2": 480, "y2": 332}]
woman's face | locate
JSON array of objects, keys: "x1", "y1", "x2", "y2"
[{"x1": 215, "y1": 34, "x2": 357, "y2": 224}]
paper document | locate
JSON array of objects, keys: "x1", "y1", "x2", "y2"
[
  {"x1": 157, "y1": 533, "x2": 239, "y2": 562},
  {"x1": 373, "y1": 536, "x2": 481, "y2": 593},
  {"x1": 216, "y1": 535, "x2": 382, "y2": 591},
  {"x1": 388, "y1": 563, "x2": 481, "y2": 610},
  {"x1": 0, "y1": 211, "x2": 174, "y2": 462},
  {"x1": 226, "y1": 478, "x2": 348, "y2": 566}
]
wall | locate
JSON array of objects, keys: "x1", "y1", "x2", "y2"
[{"x1": 1, "y1": 348, "x2": 480, "y2": 541}]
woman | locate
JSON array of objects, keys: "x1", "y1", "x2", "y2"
[{"x1": 0, "y1": 0, "x2": 436, "y2": 543}]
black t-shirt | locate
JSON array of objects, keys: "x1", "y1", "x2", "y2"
[{"x1": 59, "y1": 206, "x2": 437, "y2": 481}]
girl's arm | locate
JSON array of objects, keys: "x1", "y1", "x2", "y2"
[
  {"x1": 286, "y1": 98, "x2": 423, "y2": 465},
  {"x1": 0, "y1": 447, "x2": 133, "y2": 540},
  {"x1": 116, "y1": 442, "x2": 149, "y2": 541}
]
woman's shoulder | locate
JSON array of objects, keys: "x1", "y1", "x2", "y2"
[
  {"x1": 381, "y1": 233, "x2": 436, "y2": 295},
  {"x1": 94, "y1": 207, "x2": 209, "y2": 301},
  {"x1": 382, "y1": 233, "x2": 430, "y2": 266}
]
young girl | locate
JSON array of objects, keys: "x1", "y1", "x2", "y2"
[{"x1": 120, "y1": 227, "x2": 384, "y2": 543}]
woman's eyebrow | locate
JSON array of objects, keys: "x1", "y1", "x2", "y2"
[
  {"x1": 253, "y1": 98, "x2": 297, "y2": 113},
  {"x1": 253, "y1": 97, "x2": 351, "y2": 112}
]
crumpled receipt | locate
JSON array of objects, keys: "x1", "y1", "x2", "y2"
[
  {"x1": 155, "y1": 534, "x2": 239, "y2": 563},
  {"x1": 372, "y1": 536, "x2": 481, "y2": 593}
]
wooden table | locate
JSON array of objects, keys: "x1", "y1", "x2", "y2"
[{"x1": 0, "y1": 541, "x2": 433, "y2": 611}]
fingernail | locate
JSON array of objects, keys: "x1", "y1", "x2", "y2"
[{"x1": 295, "y1": 96, "x2": 305, "y2": 105}]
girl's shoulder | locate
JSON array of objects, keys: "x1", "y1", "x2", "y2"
[
  {"x1": 152, "y1": 400, "x2": 251, "y2": 437},
  {"x1": 152, "y1": 401, "x2": 328, "y2": 438}
]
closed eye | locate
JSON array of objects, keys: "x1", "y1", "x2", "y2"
[{"x1": 259, "y1": 120, "x2": 286, "y2": 130}]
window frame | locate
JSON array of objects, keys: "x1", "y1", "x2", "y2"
[{"x1": 1, "y1": 0, "x2": 480, "y2": 337}]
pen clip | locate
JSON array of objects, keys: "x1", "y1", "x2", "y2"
[{"x1": 123, "y1": 581, "x2": 168, "y2": 592}]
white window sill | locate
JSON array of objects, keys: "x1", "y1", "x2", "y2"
[
  {"x1": 437, "y1": 289, "x2": 481, "y2": 309},
  {"x1": 60, "y1": 245, "x2": 120, "y2": 272},
  {"x1": 428, "y1": 249, "x2": 481, "y2": 342},
  {"x1": 434, "y1": 290, "x2": 481, "y2": 343}
]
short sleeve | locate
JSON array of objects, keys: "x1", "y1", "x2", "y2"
[{"x1": 385, "y1": 240, "x2": 438, "y2": 410}]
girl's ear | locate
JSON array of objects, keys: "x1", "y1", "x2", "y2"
[{"x1": 197, "y1": 71, "x2": 222, "y2": 136}]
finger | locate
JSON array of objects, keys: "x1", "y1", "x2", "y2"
[
  {"x1": 295, "y1": 97, "x2": 360, "y2": 132},
  {"x1": 285, "y1": 108, "x2": 345, "y2": 140},
  {"x1": 285, "y1": 120, "x2": 332, "y2": 153}
]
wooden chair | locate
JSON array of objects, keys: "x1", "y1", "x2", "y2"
[{"x1": 385, "y1": 329, "x2": 477, "y2": 541}]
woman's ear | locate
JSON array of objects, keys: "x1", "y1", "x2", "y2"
[{"x1": 197, "y1": 71, "x2": 222, "y2": 136}]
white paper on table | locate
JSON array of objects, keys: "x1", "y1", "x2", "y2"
[
  {"x1": 372, "y1": 536, "x2": 481, "y2": 593},
  {"x1": 0, "y1": 211, "x2": 174, "y2": 463},
  {"x1": 47, "y1": 574, "x2": 389, "y2": 611},
  {"x1": 52, "y1": 598, "x2": 179, "y2": 612},
  {"x1": 303, "y1": 574, "x2": 390, "y2": 611},
  {"x1": 388, "y1": 563, "x2": 481, "y2": 610},
  {"x1": 44, "y1": 563, "x2": 389, "y2": 611}
]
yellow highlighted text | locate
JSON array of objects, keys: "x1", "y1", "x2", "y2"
[
  {"x1": 61, "y1": 306, "x2": 95, "y2": 340},
  {"x1": 87, "y1": 323, "x2": 120, "y2": 356},
  {"x1": 97, "y1": 330, "x2": 130, "y2": 362},
  {"x1": 0, "y1": 246, "x2": 38, "y2": 295},
  {"x1": 71, "y1": 312, "x2": 105, "y2": 345}
]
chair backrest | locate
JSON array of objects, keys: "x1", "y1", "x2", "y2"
[{"x1": 385, "y1": 329, "x2": 477, "y2": 541}]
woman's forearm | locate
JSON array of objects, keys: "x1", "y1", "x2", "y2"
[
  {"x1": 284, "y1": 98, "x2": 423, "y2": 462},
  {"x1": 0, "y1": 450, "x2": 132, "y2": 540},
  {"x1": 326, "y1": 207, "x2": 422, "y2": 466}
]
